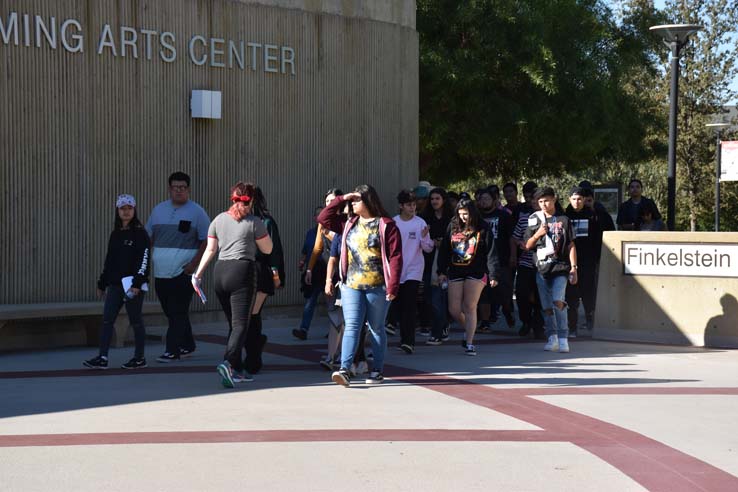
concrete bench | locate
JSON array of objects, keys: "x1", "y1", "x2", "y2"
[{"x1": 0, "y1": 302, "x2": 164, "y2": 351}]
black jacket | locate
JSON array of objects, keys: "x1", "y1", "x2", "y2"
[
  {"x1": 256, "y1": 215, "x2": 286, "y2": 286},
  {"x1": 97, "y1": 227, "x2": 150, "y2": 290},
  {"x1": 565, "y1": 206, "x2": 599, "y2": 267}
]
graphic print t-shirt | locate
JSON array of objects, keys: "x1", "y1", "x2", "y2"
[
  {"x1": 451, "y1": 230, "x2": 481, "y2": 267},
  {"x1": 345, "y1": 218, "x2": 384, "y2": 290},
  {"x1": 524, "y1": 212, "x2": 573, "y2": 277}
]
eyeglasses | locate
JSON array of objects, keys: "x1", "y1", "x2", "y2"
[{"x1": 170, "y1": 185, "x2": 189, "y2": 191}]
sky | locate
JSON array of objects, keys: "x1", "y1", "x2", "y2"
[{"x1": 612, "y1": 0, "x2": 738, "y2": 105}]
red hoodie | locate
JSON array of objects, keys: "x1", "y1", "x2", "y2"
[{"x1": 317, "y1": 195, "x2": 403, "y2": 297}]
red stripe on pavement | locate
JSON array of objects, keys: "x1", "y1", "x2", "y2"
[
  {"x1": 0, "y1": 429, "x2": 556, "y2": 447},
  {"x1": 389, "y1": 368, "x2": 738, "y2": 492},
  {"x1": 514, "y1": 387, "x2": 738, "y2": 396}
]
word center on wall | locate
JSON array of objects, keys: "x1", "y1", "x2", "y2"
[{"x1": 0, "y1": 11, "x2": 296, "y2": 74}]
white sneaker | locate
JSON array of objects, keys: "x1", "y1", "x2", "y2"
[
  {"x1": 544, "y1": 335, "x2": 559, "y2": 351},
  {"x1": 558, "y1": 338, "x2": 570, "y2": 353}
]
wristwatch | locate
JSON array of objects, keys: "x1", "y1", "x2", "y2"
[{"x1": 571, "y1": 265, "x2": 578, "y2": 270}]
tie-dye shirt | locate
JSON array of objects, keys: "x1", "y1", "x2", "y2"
[{"x1": 345, "y1": 218, "x2": 384, "y2": 289}]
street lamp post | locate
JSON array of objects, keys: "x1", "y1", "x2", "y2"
[
  {"x1": 706, "y1": 122, "x2": 730, "y2": 231},
  {"x1": 650, "y1": 24, "x2": 702, "y2": 231}
]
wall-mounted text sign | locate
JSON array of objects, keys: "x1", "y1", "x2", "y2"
[
  {"x1": 0, "y1": 11, "x2": 296, "y2": 75},
  {"x1": 623, "y1": 241, "x2": 738, "y2": 278}
]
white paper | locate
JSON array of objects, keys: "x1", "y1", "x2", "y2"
[
  {"x1": 121, "y1": 276, "x2": 149, "y2": 293},
  {"x1": 190, "y1": 276, "x2": 207, "y2": 304}
]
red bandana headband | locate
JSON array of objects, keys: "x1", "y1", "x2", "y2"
[{"x1": 231, "y1": 194, "x2": 252, "y2": 203}]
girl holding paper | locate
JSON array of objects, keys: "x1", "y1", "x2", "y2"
[
  {"x1": 83, "y1": 194, "x2": 151, "y2": 370},
  {"x1": 192, "y1": 182, "x2": 273, "y2": 388}
]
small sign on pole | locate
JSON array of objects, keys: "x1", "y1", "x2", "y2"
[{"x1": 720, "y1": 141, "x2": 738, "y2": 181}]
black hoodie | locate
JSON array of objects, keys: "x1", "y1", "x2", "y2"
[{"x1": 97, "y1": 227, "x2": 151, "y2": 290}]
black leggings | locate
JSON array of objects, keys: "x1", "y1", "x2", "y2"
[
  {"x1": 397, "y1": 280, "x2": 421, "y2": 346},
  {"x1": 214, "y1": 259, "x2": 257, "y2": 372}
]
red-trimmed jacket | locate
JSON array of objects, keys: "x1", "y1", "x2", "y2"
[{"x1": 317, "y1": 195, "x2": 403, "y2": 297}]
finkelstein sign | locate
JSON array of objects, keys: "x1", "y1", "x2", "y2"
[{"x1": 623, "y1": 242, "x2": 738, "y2": 278}]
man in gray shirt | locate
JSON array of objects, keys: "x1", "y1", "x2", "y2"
[{"x1": 145, "y1": 172, "x2": 210, "y2": 362}]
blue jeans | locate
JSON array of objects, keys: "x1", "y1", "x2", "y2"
[
  {"x1": 299, "y1": 287, "x2": 321, "y2": 332},
  {"x1": 535, "y1": 273, "x2": 569, "y2": 339},
  {"x1": 430, "y1": 285, "x2": 449, "y2": 338},
  {"x1": 340, "y1": 286, "x2": 389, "y2": 372}
]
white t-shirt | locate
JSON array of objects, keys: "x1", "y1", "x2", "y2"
[{"x1": 393, "y1": 215, "x2": 434, "y2": 283}]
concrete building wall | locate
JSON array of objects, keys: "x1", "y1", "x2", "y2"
[{"x1": 0, "y1": 0, "x2": 419, "y2": 311}]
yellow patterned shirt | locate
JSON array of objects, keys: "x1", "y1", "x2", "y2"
[{"x1": 345, "y1": 218, "x2": 384, "y2": 290}]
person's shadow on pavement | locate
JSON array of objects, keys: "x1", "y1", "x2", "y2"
[{"x1": 704, "y1": 294, "x2": 738, "y2": 348}]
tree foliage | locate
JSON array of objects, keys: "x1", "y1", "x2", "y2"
[
  {"x1": 418, "y1": 0, "x2": 738, "y2": 231},
  {"x1": 418, "y1": 0, "x2": 661, "y2": 183},
  {"x1": 660, "y1": 0, "x2": 738, "y2": 231}
]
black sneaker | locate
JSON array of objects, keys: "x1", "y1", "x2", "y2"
[
  {"x1": 465, "y1": 344, "x2": 477, "y2": 356},
  {"x1": 477, "y1": 322, "x2": 493, "y2": 334},
  {"x1": 504, "y1": 312, "x2": 516, "y2": 329},
  {"x1": 461, "y1": 340, "x2": 468, "y2": 349},
  {"x1": 441, "y1": 326, "x2": 450, "y2": 342},
  {"x1": 179, "y1": 348, "x2": 195, "y2": 358},
  {"x1": 400, "y1": 343, "x2": 414, "y2": 354},
  {"x1": 331, "y1": 368, "x2": 351, "y2": 387},
  {"x1": 365, "y1": 371, "x2": 384, "y2": 384},
  {"x1": 121, "y1": 357, "x2": 147, "y2": 370},
  {"x1": 385, "y1": 323, "x2": 397, "y2": 336},
  {"x1": 83, "y1": 356, "x2": 108, "y2": 369},
  {"x1": 518, "y1": 323, "x2": 531, "y2": 337},
  {"x1": 156, "y1": 352, "x2": 180, "y2": 363},
  {"x1": 292, "y1": 328, "x2": 308, "y2": 340},
  {"x1": 426, "y1": 337, "x2": 442, "y2": 346},
  {"x1": 418, "y1": 327, "x2": 431, "y2": 337}
]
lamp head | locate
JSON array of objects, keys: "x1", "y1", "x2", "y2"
[{"x1": 649, "y1": 24, "x2": 702, "y2": 47}]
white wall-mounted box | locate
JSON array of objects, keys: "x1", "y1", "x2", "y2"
[{"x1": 191, "y1": 90, "x2": 222, "y2": 119}]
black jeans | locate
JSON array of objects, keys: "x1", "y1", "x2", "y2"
[
  {"x1": 155, "y1": 273, "x2": 196, "y2": 355},
  {"x1": 99, "y1": 285, "x2": 146, "y2": 358},
  {"x1": 214, "y1": 260, "x2": 257, "y2": 372},
  {"x1": 565, "y1": 262, "x2": 597, "y2": 331},
  {"x1": 489, "y1": 265, "x2": 514, "y2": 320},
  {"x1": 397, "y1": 280, "x2": 420, "y2": 347},
  {"x1": 515, "y1": 266, "x2": 543, "y2": 332}
]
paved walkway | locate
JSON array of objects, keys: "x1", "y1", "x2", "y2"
[{"x1": 1, "y1": 313, "x2": 737, "y2": 492}]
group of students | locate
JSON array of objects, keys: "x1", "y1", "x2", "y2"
[
  {"x1": 83, "y1": 172, "x2": 285, "y2": 386},
  {"x1": 297, "y1": 178, "x2": 663, "y2": 386},
  {"x1": 83, "y1": 170, "x2": 662, "y2": 389}
]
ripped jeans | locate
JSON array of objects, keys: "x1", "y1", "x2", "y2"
[{"x1": 535, "y1": 273, "x2": 569, "y2": 339}]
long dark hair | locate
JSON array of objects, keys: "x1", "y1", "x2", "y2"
[
  {"x1": 114, "y1": 209, "x2": 143, "y2": 231},
  {"x1": 352, "y1": 184, "x2": 390, "y2": 218},
  {"x1": 423, "y1": 187, "x2": 453, "y2": 221},
  {"x1": 251, "y1": 187, "x2": 271, "y2": 219},
  {"x1": 450, "y1": 198, "x2": 482, "y2": 234},
  {"x1": 325, "y1": 188, "x2": 343, "y2": 200}
]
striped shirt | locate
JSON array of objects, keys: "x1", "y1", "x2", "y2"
[
  {"x1": 145, "y1": 200, "x2": 210, "y2": 278},
  {"x1": 512, "y1": 210, "x2": 535, "y2": 269}
]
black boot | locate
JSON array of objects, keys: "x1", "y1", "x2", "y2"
[{"x1": 244, "y1": 314, "x2": 264, "y2": 374}]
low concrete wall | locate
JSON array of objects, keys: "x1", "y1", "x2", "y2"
[{"x1": 594, "y1": 231, "x2": 738, "y2": 348}]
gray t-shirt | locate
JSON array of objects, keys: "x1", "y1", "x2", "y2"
[{"x1": 207, "y1": 212, "x2": 268, "y2": 261}]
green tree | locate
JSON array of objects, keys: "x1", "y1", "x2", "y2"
[
  {"x1": 659, "y1": 0, "x2": 738, "y2": 231},
  {"x1": 418, "y1": 0, "x2": 659, "y2": 184}
]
